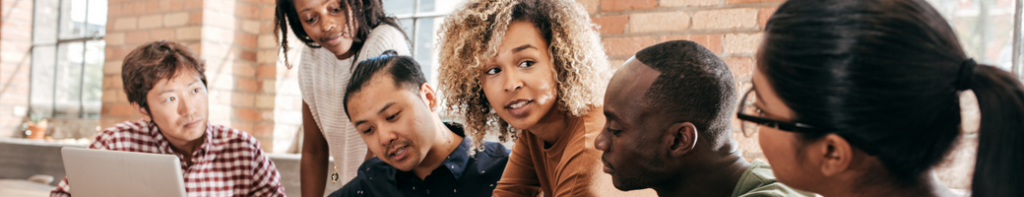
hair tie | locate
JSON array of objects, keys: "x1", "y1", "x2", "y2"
[{"x1": 956, "y1": 59, "x2": 976, "y2": 90}]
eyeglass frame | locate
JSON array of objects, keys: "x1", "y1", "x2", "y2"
[{"x1": 736, "y1": 87, "x2": 830, "y2": 135}]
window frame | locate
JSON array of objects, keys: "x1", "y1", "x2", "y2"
[{"x1": 28, "y1": 0, "x2": 106, "y2": 119}]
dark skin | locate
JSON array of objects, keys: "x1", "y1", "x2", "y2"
[
  {"x1": 293, "y1": 0, "x2": 372, "y2": 196},
  {"x1": 595, "y1": 57, "x2": 750, "y2": 197}
]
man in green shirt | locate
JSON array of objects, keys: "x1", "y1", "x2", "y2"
[{"x1": 595, "y1": 40, "x2": 814, "y2": 197}]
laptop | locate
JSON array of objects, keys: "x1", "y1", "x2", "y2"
[{"x1": 60, "y1": 147, "x2": 187, "y2": 197}]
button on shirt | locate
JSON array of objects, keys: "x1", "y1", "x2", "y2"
[
  {"x1": 50, "y1": 120, "x2": 286, "y2": 197},
  {"x1": 329, "y1": 123, "x2": 510, "y2": 197}
]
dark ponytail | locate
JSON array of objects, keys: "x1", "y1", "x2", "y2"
[
  {"x1": 762, "y1": 0, "x2": 1024, "y2": 193},
  {"x1": 969, "y1": 65, "x2": 1024, "y2": 197},
  {"x1": 274, "y1": 0, "x2": 406, "y2": 68}
]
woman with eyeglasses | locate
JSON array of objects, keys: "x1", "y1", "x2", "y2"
[{"x1": 740, "y1": 0, "x2": 1024, "y2": 196}]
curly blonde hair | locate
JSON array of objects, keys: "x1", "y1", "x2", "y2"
[{"x1": 437, "y1": 0, "x2": 610, "y2": 150}]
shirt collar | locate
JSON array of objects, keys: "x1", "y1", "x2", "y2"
[
  {"x1": 442, "y1": 137, "x2": 472, "y2": 181},
  {"x1": 145, "y1": 120, "x2": 213, "y2": 163}
]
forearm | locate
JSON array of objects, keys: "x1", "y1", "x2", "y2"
[
  {"x1": 300, "y1": 150, "x2": 329, "y2": 197},
  {"x1": 301, "y1": 102, "x2": 330, "y2": 197}
]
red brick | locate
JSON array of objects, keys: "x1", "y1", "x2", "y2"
[
  {"x1": 125, "y1": 30, "x2": 150, "y2": 44},
  {"x1": 256, "y1": 65, "x2": 276, "y2": 78},
  {"x1": 240, "y1": 50, "x2": 257, "y2": 62},
  {"x1": 236, "y1": 3, "x2": 259, "y2": 19},
  {"x1": 661, "y1": 34, "x2": 723, "y2": 54},
  {"x1": 253, "y1": 123, "x2": 274, "y2": 137},
  {"x1": 110, "y1": 103, "x2": 136, "y2": 117},
  {"x1": 759, "y1": 6, "x2": 778, "y2": 30},
  {"x1": 601, "y1": 0, "x2": 657, "y2": 12},
  {"x1": 108, "y1": 3, "x2": 123, "y2": 17},
  {"x1": 189, "y1": 11, "x2": 203, "y2": 25},
  {"x1": 230, "y1": 121, "x2": 255, "y2": 132},
  {"x1": 236, "y1": 108, "x2": 261, "y2": 122},
  {"x1": 602, "y1": 36, "x2": 657, "y2": 57},
  {"x1": 259, "y1": 6, "x2": 276, "y2": 20},
  {"x1": 233, "y1": 62, "x2": 257, "y2": 76},
  {"x1": 592, "y1": 15, "x2": 628, "y2": 34},
  {"x1": 727, "y1": 0, "x2": 786, "y2": 4},
  {"x1": 146, "y1": 0, "x2": 160, "y2": 13},
  {"x1": 169, "y1": 0, "x2": 184, "y2": 11},
  {"x1": 150, "y1": 28, "x2": 175, "y2": 40},
  {"x1": 724, "y1": 57, "x2": 754, "y2": 80},
  {"x1": 184, "y1": 0, "x2": 203, "y2": 10},
  {"x1": 235, "y1": 33, "x2": 258, "y2": 49},
  {"x1": 237, "y1": 78, "x2": 260, "y2": 92}
]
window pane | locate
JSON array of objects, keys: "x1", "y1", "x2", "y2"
[
  {"x1": 926, "y1": 0, "x2": 1016, "y2": 71},
  {"x1": 383, "y1": 0, "x2": 415, "y2": 16},
  {"x1": 59, "y1": 0, "x2": 89, "y2": 39},
  {"x1": 30, "y1": 45, "x2": 57, "y2": 117},
  {"x1": 419, "y1": 0, "x2": 435, "y2": 13},
  {"x1": 414, "y1": 18, "x2": 435, "y2": 83},
  {"x1": 54, "y1": 42, "x2": 84, "y2": 118},
  {"x1": 433, "y1": 0, "x2": 466, "y2": 14},
  {"x1": 399, "y1": 18, "x2": 414, "y2": 40},
  {"x1": 86, "y1": 0, "x2": 108, "y2": 37},
  {"x1": 83, "y1": 40, "x2": 106, "y2": 118},
  {"x1": 33, "y1": 0, "x2": 59, "y2": 45}
]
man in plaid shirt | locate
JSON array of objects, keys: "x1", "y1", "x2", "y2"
[{"x1": 50, "y1": 41, "x2": 286, "y2": 197}]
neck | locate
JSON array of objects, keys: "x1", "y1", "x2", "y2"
[
  {"x1": 654, "y1": 148, "x2": 749, "y2": 197},
  {"x1": 526, "y1": 108, "x2": 569, "y2": 145},
  {"x1": 822, "y1": 172, "x2": 952, "y2": 197},
  {"x1": 166, "y1": 132, "x2": 205, "y2": 167},
  {"x1": 413, "y1": 120, "x2": 464, "y2": 180}
]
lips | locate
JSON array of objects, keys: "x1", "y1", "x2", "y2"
[
  {"x1": 504, "y1": 99, "x2": 533, "y2": 118},
  {"x1": 322, "y1": 33, "x2": 344, "y2": 46},
  {"x1": 602, "y1": 156, "x2": 614, "y2": 173},
  {"x1": 387, "y1": 145, "x2": 409, "y2": 161},
  {"x1": 181, "y1": 119, "x2": 202, "y2": 129}
]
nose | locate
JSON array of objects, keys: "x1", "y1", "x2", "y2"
[
  {"x1": 377, "y1": 125, "x2": 397, "y2": 148},
  {"x1": 502, "y1": 69, "x2": 523, "y2": 92},
  {"x1": 594, "y1": 128, "x2": 610, "y2": 152},
  {"x1": 178, "y1": 95, "x2": 197, "y2": 117},
  {"x1": 321, "y1": 13, "x2": 336, "y2": 33}
]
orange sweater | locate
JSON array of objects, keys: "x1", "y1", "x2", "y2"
[{"x1": 493, "y1": 106, "x2": 656, "y2": 197}]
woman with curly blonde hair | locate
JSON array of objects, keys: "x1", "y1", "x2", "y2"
[{"x1": 437, "y1": 0, "x2": 653, "y2": 196}]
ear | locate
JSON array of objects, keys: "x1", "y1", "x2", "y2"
[
  {"x1": 131, "y1": 102, "x2": 153, "y2": 122},
  {"x1": 818, "y1": 133, "x2": 854, "y2": 176},
  {"x1": 667, "y1": 122, "x2": 699, "y2": 157},
  {"x1": 419, "y1": 83, "x2": 438, "y2": 112}
]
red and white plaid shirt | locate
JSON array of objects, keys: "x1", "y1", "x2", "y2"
[{"x1": 50, "y1": 120, "x2": 286, "y2": 197}]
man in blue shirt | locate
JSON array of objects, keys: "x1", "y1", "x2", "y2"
[{"x1": 332, "y1": 51, "x2": 510, "y2": 197}]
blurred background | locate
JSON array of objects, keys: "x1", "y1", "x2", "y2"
[{"x1": 0, "y1": 0, "x2": 1019, "y2": 196}]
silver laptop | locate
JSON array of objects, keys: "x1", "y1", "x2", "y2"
[{"x1": 60, "y1": 147, "x2": 187, "y2": 197}]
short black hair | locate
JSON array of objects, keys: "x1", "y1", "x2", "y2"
[
  {"x1": 635, "y1": 40, "x2": 737, "y2": 148},
  {"x1": 343, "y1": 50, "x2": 428, "y2": 118}
]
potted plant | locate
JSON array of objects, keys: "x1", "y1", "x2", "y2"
[{"x1": 25, "y1": 113, "x2": 47, "y2": 139}]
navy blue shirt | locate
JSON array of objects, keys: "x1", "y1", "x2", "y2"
[{"x1": 329, "y1": 123, "x2": 511, "y2": 197}]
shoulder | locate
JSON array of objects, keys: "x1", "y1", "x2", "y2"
[
  {"x1": 474, "y1": 141, "x2": 512, "y2": 167},
  {"x1": 358, "y1": 24, "x2": 411, "y2": 61},
  {"x1": 90, "y1": 120, "x2": 157, "y2": 150},
  {"x1": 735, "y1": 160, "x2": 815, "y2": 197},
  {"x1": 328, "y1": 158, "x2": 399, "y2": 197},
  {"x1": 207, "y1": 125, "x2": 263, "y2": 151}
]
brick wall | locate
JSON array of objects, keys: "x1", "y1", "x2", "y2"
[
  {"x1": 575, "y1": 0, "x2": 975, "y2": 190},
  {"x1": 576, "y1": 0, "x2": 779, "y2": 163},
  {"x1": 101, "y1": 0, "x2": 303, "y2": 152},
  {"x1": 0, "y1": 0, "x2": 34, "y2": 138}
]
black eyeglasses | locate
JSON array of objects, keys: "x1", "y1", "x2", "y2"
[{"x1": 736, "y1": 87, "x2": 829, "y2": 136}]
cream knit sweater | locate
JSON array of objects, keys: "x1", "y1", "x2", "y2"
[{"x1": 298, "y1": 25, "x2": 410, "y2": 186}]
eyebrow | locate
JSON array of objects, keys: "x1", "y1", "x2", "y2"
[
  {"x1": 511, "y1": 44, "x2": 536, "y2": 53},
  {"x1": 603, "y1": 111, "x2": 618, "y2": 121},
  {"x1": 353, "y1": 102, "x2": 396, "y2": 127}
]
